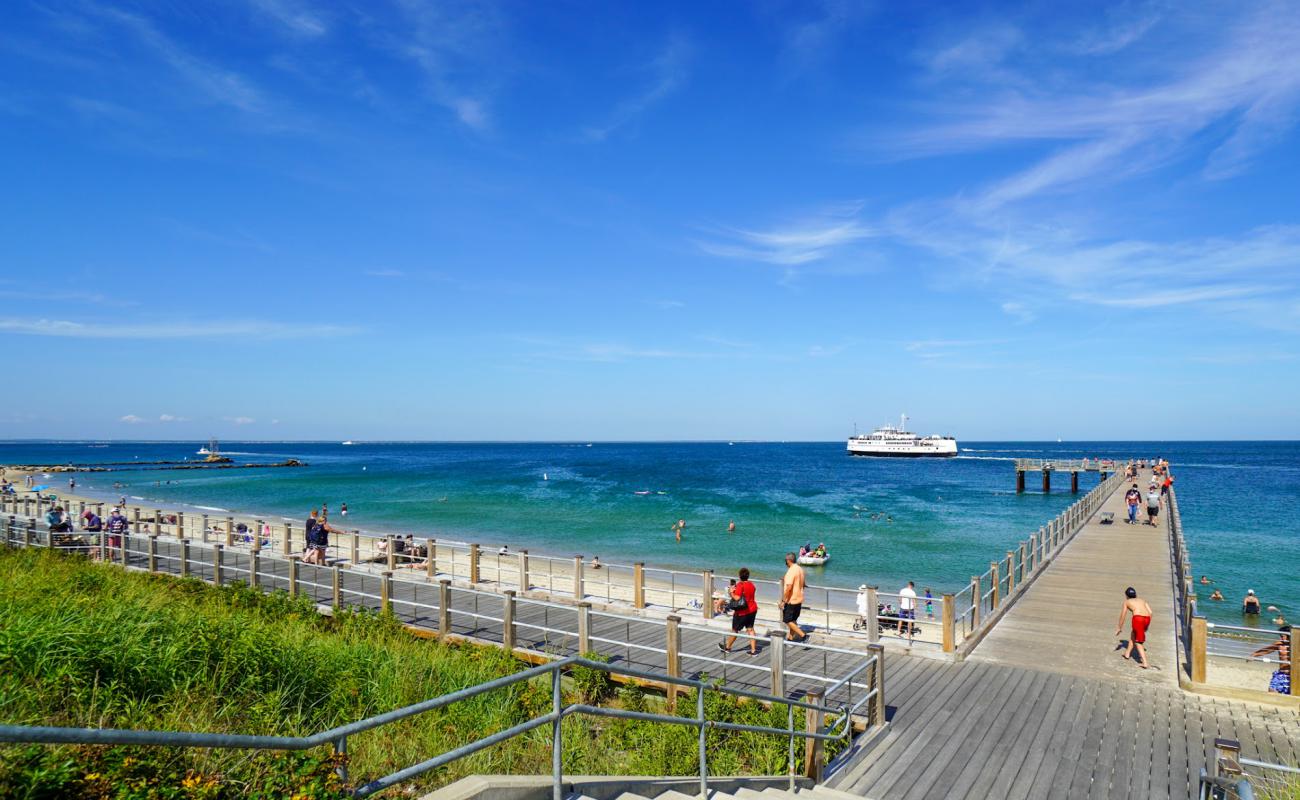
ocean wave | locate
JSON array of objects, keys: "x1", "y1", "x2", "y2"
[
  {"x1": 194, "y1": 505, "x2": 230, "y2": 512},
  {"x1": 954, "y1": 456, "x2": 1017, "y2": 462}
]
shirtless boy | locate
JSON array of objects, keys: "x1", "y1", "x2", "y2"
[{"x1": 1116, "y1": 587, "x2": 1153, "y2": 669}]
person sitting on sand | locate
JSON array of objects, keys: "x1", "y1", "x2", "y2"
[
  {"x1": 1210, "y1": 589, "x2": 1224, "y2": 601},
  {"x1": 590, "y1": 556, "x2": 601, "y2": 569}
]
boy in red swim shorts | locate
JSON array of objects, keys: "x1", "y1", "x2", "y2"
[{"x1": 1116, "y1": 587, "x2": 1154, "y2": 669}]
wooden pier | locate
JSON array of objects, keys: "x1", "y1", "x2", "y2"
[
  {"x1": 1014, "y1": 457, "x2": 1117, "y2": 493},
  {"x1": 827, "y1": 467, "x2": 1299, "y2": 799}
]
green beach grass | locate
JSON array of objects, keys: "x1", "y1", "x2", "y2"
[{"x1": 0, "y1": 548, "x2": 825, "y2": 798}]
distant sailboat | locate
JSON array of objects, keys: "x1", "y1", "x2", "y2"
[{"x1": 341, "y1": 440, "x2": 355, "y2": 445}]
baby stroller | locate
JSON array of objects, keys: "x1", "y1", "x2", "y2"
[{"x1": 851, "y1": 603, "x2": 923, "y2": 636}]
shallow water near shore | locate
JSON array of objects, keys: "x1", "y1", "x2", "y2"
[{"x1": 3, "y1": 440, "x2": 1295, "y2": 626}]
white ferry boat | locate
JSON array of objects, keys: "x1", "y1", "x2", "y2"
[{"x1": 847, "y1": 415, "x2": 957, "y2": 457}]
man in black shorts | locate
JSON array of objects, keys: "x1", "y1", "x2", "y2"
[{"x1": 779, "y1": 552, "x2": 809, "y2": 644}]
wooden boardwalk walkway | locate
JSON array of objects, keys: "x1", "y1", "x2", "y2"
[
  {"x1": 969, "y1": 471, "x2": 1178, "y2": 685},
  {"x1": 826, "y1": 470, "x2": 1300, "y2": 799}
]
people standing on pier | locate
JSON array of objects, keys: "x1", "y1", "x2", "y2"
[
  {"x1": 898, "y1": 581, "x2": 918, "y2": 636},
  {"x1": 718, "y1": 568, "x2": 759, "y2": 655},
  {"x1": 1251, "y1": 625, "x2": 1291, "y2": 695},
  {"x1": 779, "y1": 552, "x2": 808, "y2": 644},
  {"x1": 1116, "y1": 587, "x2": 1153, "y2": 669},
  {"x1": 305, "y1": 510, "x2": 319, "y2": 556},
  {"x1": 1125, "y1": 484, "x2": 1142, "y2": 524},
  {"x1": 1145, "y1": 485, "x2": 1162, "y2": 526}
]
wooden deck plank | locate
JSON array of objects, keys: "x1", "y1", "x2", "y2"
[
  {"x1": 1003, "y1": 675, "x2": 1084, "y2": 800},
  {"x1": 946, "y1": 668, "x2": 1055, "y2": 800}
]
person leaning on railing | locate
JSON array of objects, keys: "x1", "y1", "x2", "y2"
[{"x1": 1251, "y1": 625, "x2": 1291, "y2": 695}]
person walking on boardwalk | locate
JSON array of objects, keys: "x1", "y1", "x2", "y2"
[
  {"x1": 718, "y1": 567, "x2": 759, "y2": 656},
  {"x1": 1145, "y1": 484, "x2": 1162, "y2": 526},
  {"x1": 779, "y1": 552, "x2": 808, "y2": 644},
  {"x1": 1116, "y1": 587, "x2": 1153, "y2": 669},
  {"x1": 1125, "y1": 484, "x2": 1142, "y2": 524},
  {"x1": 1251, "y1": 625, "x2": 1291, "y2": 695}
]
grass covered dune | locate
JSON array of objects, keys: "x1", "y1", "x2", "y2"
[{"x1": 0, "y1": 548, "x2": 813, "y2": 799}]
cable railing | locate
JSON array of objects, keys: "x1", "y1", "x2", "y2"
[
  {"x1": 3, "y1": 515, "x2": 879, "y2": 720},
  {"x1": 5, "y1": 467, "x2": 1129, "y2": 662},
  {"x1": 2, "y1": 492, "x2": 941, "y2": 644}
]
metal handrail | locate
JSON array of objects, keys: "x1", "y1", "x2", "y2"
[{"x1": 0, "y1": 655, "x2": 864, "y2": 800}]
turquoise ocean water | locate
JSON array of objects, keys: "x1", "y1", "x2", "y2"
[{"x1": 2, "y1": 440, "x2": 1294, "y2": 626}]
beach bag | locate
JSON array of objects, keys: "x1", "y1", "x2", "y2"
[{"x1": 725, "y1": 595, "x2": 748, "y2": 612}]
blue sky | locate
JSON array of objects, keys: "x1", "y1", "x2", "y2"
[{"x1": 4, "y1": 1, "x2": 1300, "y2": 441}]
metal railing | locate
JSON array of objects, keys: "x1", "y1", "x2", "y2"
[
  {"x1": 1014, "y1": 458, "x2": 1118, "y2": 472},
  {"x1": 0, "y1": 653, "x2": 878, "y2": 799},
  {"x1": 2, "y1": 515, "x2": 877, "y2": 717},
  {"x1": 1199, "y1": 739, "x2": 1300, "y2": 800}
]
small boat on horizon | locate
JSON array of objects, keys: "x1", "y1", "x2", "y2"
[
  {"x1": 197, "y1": 438, "x2": 218, "y2": 456},
  {"x1": 341, "y1": 440, "x2": 355, "y2": 445}
]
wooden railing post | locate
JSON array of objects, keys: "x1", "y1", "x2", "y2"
[
  {"x1": 990, "y1": 561, "x2": 1000, "y2": 608},
  {"x1": 176, "y1": 512, "x2": 185, "y2": 540},
  {"x1": 970, "y1": 576, "x2": 981, "y2": 628},
  {"x1": 288, "y1": 555, "x2": 300, "y2": 596},
  {"x1": 803, "y1": 686, "x2": 825, "y2": 781},
  {"x1": 225, "y1": 517, "x2": 234, "y2": 547},
  {"x1": 147, "y1": 535, "x2": 158, "y2": 572},
  {"x1": 701, "y1": 569, "x2": 714, "y2": 619},
  {"x1": 249, "y1": 550, "x2": 261, "y2": 588},
  {"x1": 426, "y1": 538, "x2": 437, "y2": 581},
  {"x1": 518, "y1": 549, "x2": 529, "y2": 592},
  {"x1": 941, "y1": 593, "x2": 955, "y2": 653},
  {"x1": 1190, "y1": 616, "x2": 1207, "y2": 683},
  {"x1": 381, "y1": 571, "x2": 393, "y2": 615},
  {"x1": 386, "y1": 536, "x2": 397, "y2": 572},
  {"x1": 153, "y1": 509, "x2": 161, "y2": 536},
  {"x1": 867, "y1": 643, "x2": 886, "y2": 728},
  {"x1": 469, "y1": 543, "x2": 481, "y2": 583},
  {"x1": 1018, "y1": 542, "x2": 1028, "y2": 582},
  {"x1": 572, "y1": 555, "x2": 583, "y2": 599},
  {"x1": 578, "y1": 602, "x2": 591, "y2": 654},
  {"x1": 180, "y1": 540, "x2": 190, "y2": 577},
  {"x1": 201, "y1": 514, "x2": 210, "y2": 544},
  {"x1": 1006, "y1": 551, "x2": 1016, "y2": 595},
  {"x1": 212, "y1": 544, "x2": 224, "y2": 586},
  {"x1": 439, "y1": 579, "x2": 452, "y2": 635},
  {"x1": 252, "y1": 519, "x2": 263, "y2": 554},
  {"x1": 866, "y1": 586, "x2": 880, "y2": 643},
  {"x1": 502, "y1": 590, "x2": 517, "y2": 651},
  {"x1": 633, "y1": 562, "x2": 645, "y2": 608},
  {"x1": 666, "y1": 615, "x2": 682, "y2": 708},
  {"x1": 350, "y1": 531, "x2": 360, "y2": 565},
  {"x1": 769, "y1": 630, "x2": 786, "y2": 697}
]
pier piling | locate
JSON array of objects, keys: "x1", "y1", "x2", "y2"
[
  {"x1": 1041, "y1": 469, "x2": 1051, "y2": 493},
  {"x1": 1071, "y1": 471, "x2": 1079, "y2": 493}
]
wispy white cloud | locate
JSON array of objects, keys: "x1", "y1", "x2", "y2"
[
  {"x1": 120, "y1": 414, "x2": 145, "y2": 424},
  {"x1": 93, "y1": 7, "x2": 269, "y2": 117},
  {"x1": 0, "y1": 318, "x2": 359, "y2": 339},
  {"x1": 872, "y1": 5, "x2": 1300, "y2": 204},
  {"x1": 158, "y1": 414, "x2": 189, "y2": 423},
  {"x1": 384, "y1": 0, "x2": 506, "y2": 132},
  {"x1": 583, "y1": 35, "x2": 690, "y2": 142},
  {"x1": 780, "y1": 0, "x2": 874, "y2": 72},
  {"x1": 225, "y1": 416, "x2": 256, "y2": 425},
  {"x1": 1000, "y1": 301, "x2": 1035, "y2": 324},
  {"x1": 1065, "y1": 7, "x2": 1162, "y2": 55},
  {"x1": 696, "y1": 207, "x2": 875, "y2": 266},
  {"x1": 248, "y1": 0, "x2": 329, "y2": 38}
]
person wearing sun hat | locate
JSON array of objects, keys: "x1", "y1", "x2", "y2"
[{"x1": 1243, "y1": 589, "x2": 1262, "y2": 616}]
